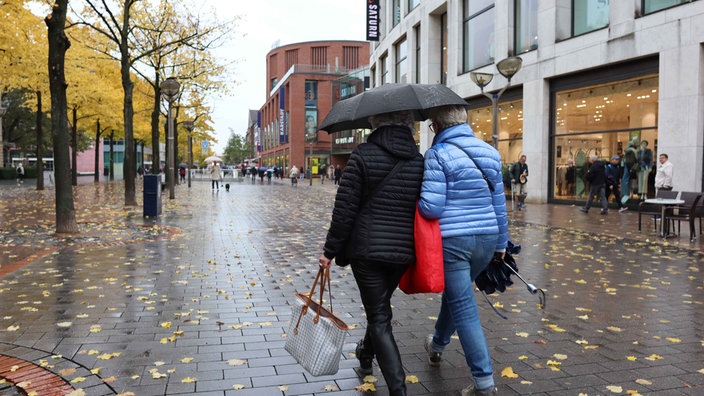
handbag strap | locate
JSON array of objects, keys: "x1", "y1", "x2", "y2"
[
  {"x1": 293, "y1": 267, "x2": 334, "y2": 333},
  {"x1": 445, "y1": 141, "x2": 495, "y2": 192}
]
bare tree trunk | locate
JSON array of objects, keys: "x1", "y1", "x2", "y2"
[
  {"x1": 94, "y1": 119, "x2": 101, "y2": 183},
  {"x1": 173, "y1": 113, "x2": 179, "y2": 185},
  {"x1": 109, "y1": 131, "x2": 115, "y2": 181},
  {"x1": 151, "y1": 76, "x2": 161, "y2": 175},
  {"x1": 120, "y1": 2, "x2": 136, "y2": 205},
  {"x1": 45, "y1": 0, "x2": 78, "y2": 234},
  {"x1": 71, "y1": 106, "x2": 78, "y2": 186},
  {"x1": 36, "y1": 91, "x2": 44, "y2": 191}
]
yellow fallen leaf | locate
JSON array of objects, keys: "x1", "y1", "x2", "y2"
[
  {"x1": 606, "y1": 326, "x2": 622, "y2": 332},
  {"x1": 626, "y1": 356, "x2": 637, "y2": 361},
  {"x1": 577, "y1": 315, "x2": 589, "y2": 320},
  {"x1": 182, "y1": 377, "x2": 197, "y2": 383},
  {"x1": 71, "y1": 377, "x2": 86, "y2": 383},
  {"x1": 97, "y1": 352, "x2": 121, "y2": 360},
  {"x1": 89, "y1": 325, "x2": 102, "y2": 333},
  {"x1": 57, "y1": 322, "x2": 72, "y2": 328},
  {"x1": 518, "y1": 355, "x2": 528, "y2": 360},
  {"x1": 515, "y1": 332, "x2": 529, "y2": 338},
  {"x1": 635, "y1": 379, "x2": 652, "y2": 385},
  {"x1": 180, "y1": 357, "x2": 194, "y2": 363},
  {"x1": 87, "y1": 350, "x2": 100, "y2": 355},
  {"x1": 406, "y1": 375, "x2": 419, "y2": 383},
  {"x1": 666, "y1": 337, "x2": 681, "y2": 343},
  {"x1": 232, "y1": 384, "x2": 246, "y2": 390},
  {"x1": 66, "y1": 390, "x2": 86, "y2": 396},
  {"x1": 501, "y1": 366, "x2": 519, "y2": 378},
  {"x1": 626, "y1": 390, "x2": 642, "y2": 396},
  {"x1": 16, "y1": 381, "x2": 31, "y2": 388},
  {"x1": 228, "y1": 359, "x2": 247, "y2": 366},
  {"x1": 547, "y1": 324, "x2": 566, "y2": 332},
  {"x1": 553, "y1": 354, "x2": 568, "y2": 360},
  {"x1": 160, "y1": 322, "x2": 172, "y2": 329},
  {"x1": 90, "y1": 367, "x2": 102, "y2": 375},
  {"x1": 546, "y1": 360, "x2": 562, "y2": 371},
  {"x1": 575, "y1": 339, "x2": 589, "y2": 345},
  {"x1": 363, "y1": 375, "x2": 377, "y2": 383},
  {"x1": 355, "y1": 383, "x2": 376, "y2": 392},
  {"x1": 59, "y1": 368, "x2": 77, "y2": 376},
  {"x1": 698, "y1": 368, "x2": 704, "y2": 374},
  {"x1": 116, "y1": 393, "x2": 136, "y2": 396},
  {"x1": 102, "y1": 376, "x2": 117, "y2": 383},
  {"x1": 645, "y1": 354, "x2": 663, "y2": 361},
  {"x1": 606, "y1": 385, "x2": 623, "y2": 393},
  {"x1": 7, "y1": 325, "x2": 19, "y2": 331}
]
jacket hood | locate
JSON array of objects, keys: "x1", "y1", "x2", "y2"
[{"x1": 366, "y1": 125, "x2": 419, "y2": 159}]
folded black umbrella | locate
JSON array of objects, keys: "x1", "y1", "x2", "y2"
[{"x1": 318, "y1": 83, "x2": 468, "y2": 133}]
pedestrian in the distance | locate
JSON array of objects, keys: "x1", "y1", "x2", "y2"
[
  {"x1": 16, "y1": 163, "x2": 24, "y2": 183},
  {"x1": 210, "y1": 162, "x2": 221, "y2": 190},
  {"x1": 510, "y1": 155, "x2": 528, "y2": 210},
  {"x1": 319, "y1": 110, "x2": 423, "y2": 396},
  {"x1": 334, "y1": 165, "x2": 342, "y2": 185},
  {"x1": 289, "y1": 165, "x2": 299, "y2": 187},
  {"x1": 581, "y1": 155, "x2": 608, "y2": 214},
  {"x1": 418, "y1": 105, "x2": 507, "y2": 396},
  {"x1": 654, "y1": 153, "x2": 674, "y2": 193},
  {"x1": 605, "y1": 155, "x2": 628, "y2": 212},
  {"x1": 179, "y1": 166, "x2": 186, "y2": 182}
]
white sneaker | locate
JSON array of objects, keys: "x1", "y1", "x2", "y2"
[{"x1": 619, "y1": 207, "x2": 628, "y2": 213}]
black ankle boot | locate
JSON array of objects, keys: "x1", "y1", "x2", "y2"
[{"x1": 355, "y1": 339, "x2": 373, "y2": 375}]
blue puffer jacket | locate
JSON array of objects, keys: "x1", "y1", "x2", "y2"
[{"x1": 418, "y1": 123, "x2": 509, "y2": 252}]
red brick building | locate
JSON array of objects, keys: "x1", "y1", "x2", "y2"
[{"x1": 255, "y1": 40, "x2": 370, "y2": 176}]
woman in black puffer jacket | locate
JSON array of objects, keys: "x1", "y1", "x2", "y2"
[{"x1": 319, "y1": 111, "x2": 423, "y2": 396}]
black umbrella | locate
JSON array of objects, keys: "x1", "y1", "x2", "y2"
[{"x1": 318, "y1": 83, "x2": 468, "y2": 133}]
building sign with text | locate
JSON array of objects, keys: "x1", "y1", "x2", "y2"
[{"x1": 366, "y1": 0, "x2": 380, "y2": 41}]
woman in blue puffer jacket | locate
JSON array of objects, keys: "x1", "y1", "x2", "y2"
[{"x1": 418, "y1": 105, "x2": 508, "y2": 396}]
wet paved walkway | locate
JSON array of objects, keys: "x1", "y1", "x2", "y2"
[{"x1": 0, "y1": 178, "x2": 702, "y2": 395}]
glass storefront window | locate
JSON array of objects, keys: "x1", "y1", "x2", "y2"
[
  {"x1": 463, "y1": 1, "x2": 495, "y2": 71},
  {"x1": 468, "y1": 99, "x2": 523, "y2": 164},
  {"x1": 643, "y1": 0, "x2": 691, "y2": 14},
  {"x1": 515, "y1": 0, "x2": 538, "y2": 53},
  {"x1": 573, "y1": 0, "x2": 609, "y2": 36},
  {"x1": 553, "y1": 75, "x2": 659, "y2": 201}
]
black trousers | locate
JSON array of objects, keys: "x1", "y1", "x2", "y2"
[
  {"x1": 607, "y1": 183, "x2": 625, "y2": 208},
  {"x1": 351, "y1": 260, "x2": 407, "y2": 396}
]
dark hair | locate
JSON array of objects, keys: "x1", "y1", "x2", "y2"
[{"x1": 659, "y1": 153, "x2": 668, "y2": 159}]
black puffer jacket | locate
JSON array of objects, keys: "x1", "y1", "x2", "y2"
[{"x1": 323, "y1": 125, "x2": 424, "y2": 267}]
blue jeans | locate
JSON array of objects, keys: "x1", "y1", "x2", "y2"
[{"x1": 429, "y1": 234, "x2": 497, "y2": 390}]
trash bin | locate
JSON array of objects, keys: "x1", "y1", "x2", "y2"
[{"x1": 143, "y1": 174, "x2": 162, "y2": 217}]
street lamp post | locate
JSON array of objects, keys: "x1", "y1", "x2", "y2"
[
  {"x1": 309, "y1": 139, "x2": 313, "y2": 186},
  {"x1": 160, "y1": 77, "x2": 180, "y2": 200},
  {"x1": 470, "y1": 56, "x2": 523, "y2": 149},
  {"x1": 183, "y1": 120, "x2": 194, "y2": 188},
  {"x1": 0, "y1": 96, "x2": 8, "y2": 167}
]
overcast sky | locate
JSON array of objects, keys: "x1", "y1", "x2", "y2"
[{"x1": 200, "y1": 1, "x2": 367, "y2": 153}]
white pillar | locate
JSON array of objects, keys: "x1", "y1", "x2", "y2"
[{"x1": 522, "y1": 78, "x2": 551, "y2": 203}]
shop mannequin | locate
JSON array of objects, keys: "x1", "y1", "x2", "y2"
[
  {"x1": 621, "y1": 137, "x2": 638, "y2": 203},
  {"x1": 636, "y1": 140, "x2": 653, "y2": 199}
]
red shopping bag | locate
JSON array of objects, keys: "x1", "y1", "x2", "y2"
[{"x1": 399, "y1": 206, "x2": 444, "y2": 294}]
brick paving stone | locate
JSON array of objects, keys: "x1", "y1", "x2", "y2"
[{"x1": 1, "y1": 181, "x2": 704, "y2": 394}]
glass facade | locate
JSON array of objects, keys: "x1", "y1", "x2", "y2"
[
  {"x1": 573, "y1": 0, "x2": 609, "y2": 36},
  {"x1": 441, "y1": 13, "x2": 448, "y2": 84},
  {"x1": 553, "y1": 75, "x2": 659, "y2": 201},
  {"x1": 414, "y1": 25, "x2": 421, "y2": 83},
  {"x1": 643, "y1": 0, "x2": 691, "y2": 14},
  {"x1": 381, "y1": 54, "x2": 389, "y2": 84},
  {"x1": 408, "y1": 0, "x2": 420, "y2": 12},
  {"x1": 463, "y1": 1, "x2": 495, "y2": 71},
  {"x1": 395, "y1": 38, "x2": 408, "y2": 83},
  {"x1": 515, "y1": 0, "x2": 538, "y2": 53}
]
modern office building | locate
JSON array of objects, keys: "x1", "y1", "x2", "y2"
[
  {"x1": 368, "y1": 0, "x2": 704, "y2": 204},
  {"x1": 255, "y1": 40, "x2": 370, "y2": 176}
]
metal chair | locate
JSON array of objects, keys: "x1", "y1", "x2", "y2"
[
  {"x1": 637, "y1": 190, "x2": 679, "y2": 232},
  {"x1": 663, "y1": 192, "x2": 703, "y2": 242}
]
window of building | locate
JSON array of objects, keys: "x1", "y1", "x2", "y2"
[
  {"x1": 311, "y1": 46, "x2": 328, "y2": 67},
  {"x1": 553, "y1": 75, "x2": 659, "y2": 200},
  {"x1": 469, "y1": 98, "x2": 524, "y2": 170},
  {"x1": 370, "y1": 66, "x2": 377, "y2": 88},
  {"x1": 408, "y1": 0, "x2": 420, "y2": 12},
  {"x1": 395, "y1": 38, "x2": 408, "y2": 83},
  {"x1": 285, "y1": 49, "x2": 298, "y2": 70},
  {"x1": 642, "y1": 0, "x2": 692, "y2": 14},
  {"x1": 414, "y1": 25, "x2": 421, "y2": 83},
  {"x1": 463, "y1": 0, "x2": 495, "y2": 72},
  {"x1": 342, "y1": 46, "x2": 360, "y2": 69},
  {"x1": 381, "y1": 54, "x2": 389, "y2": 84},
  {"x1": 393, "y1": 0, "x2": 401, "y2": 27},
  {"x1": 441, "y1": 12, "x2": 447, "y2": 85},
  {"x1": 515, "y1": 0, "x2": 538, "y2": 53},
  {"x1": 271, "y1": 78, "x2": 278, "y2": 91},
  {"x1": 573, "y1": 0, "x2": 609, "y2": 36}
]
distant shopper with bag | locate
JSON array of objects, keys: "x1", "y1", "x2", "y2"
[
  {"x1": 417, "y1": 105, "x2": 508, "y2": 396},
  {"x1": 319, "y1": 110, "x2": 423, "y2": 396}
]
